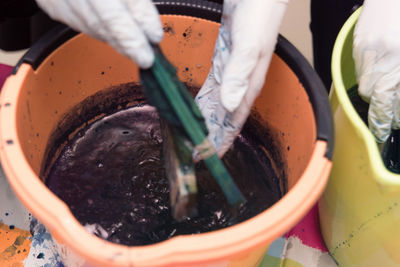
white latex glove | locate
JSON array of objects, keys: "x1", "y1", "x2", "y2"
[
  {"x1": 353, "y1": 0, "x2": 400, "y2": 144},
  {"x1": 195, "y1": 0, "x2": 289, "y2": 157},
  {"x1": 35, "y1": 0, "x2": 163, "y2": 69}
]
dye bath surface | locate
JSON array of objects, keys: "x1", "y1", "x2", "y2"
[{"x1": 46, "y1": 104, "x2": 283, "y2": 246}]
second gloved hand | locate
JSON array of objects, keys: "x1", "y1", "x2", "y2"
[
  {"x1": 35, "y1": 0, "x2": 163, "y2": 69},
  {"x1": 353, "y1": 0, "x2": 400, "y2": 144},
  {"x1": 195, "y1": 0, "x2": 289, "y2": 157}
]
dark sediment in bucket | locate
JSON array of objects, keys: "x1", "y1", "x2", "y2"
[{"x1": 44, "y1": 83, "x2": 286, "y2": 246}]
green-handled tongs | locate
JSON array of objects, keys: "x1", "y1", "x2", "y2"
[{"x1": 140, "y1": 45, "x2": 245, "y2": 219}]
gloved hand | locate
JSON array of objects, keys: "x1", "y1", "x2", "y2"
[
  {"x1": 35, "y1": 0, "x2": 163, "y2": 69},
  {"x1": 195, "y1": 0, "x2": 289, "y2": 157},
  {"x1": 353, "y1": 0, "x2": 400, "y2": 144}
]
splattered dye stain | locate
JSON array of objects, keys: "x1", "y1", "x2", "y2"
[{"x1": 0, "y1": 222, "x2": 31, "y2": 266}]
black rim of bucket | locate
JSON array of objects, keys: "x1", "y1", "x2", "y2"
[{"x1": 11, "y1": 0, "x2": 334, "y2": 159}]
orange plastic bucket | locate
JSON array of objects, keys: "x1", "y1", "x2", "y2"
[{"x1": 0, "y1": 3, "x2": 333, "y2": 266}]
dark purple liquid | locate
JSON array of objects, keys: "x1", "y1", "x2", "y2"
[{"x1": 46, "y1": 104, "x2": 283, "y2": 246}]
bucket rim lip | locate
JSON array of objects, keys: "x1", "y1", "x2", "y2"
[
  {"x1": 331, "y1": 7, "x2": 400, "y2": 185},
  {"x1": 275, "y1": 35, "x2": 334, "y2": 160}
]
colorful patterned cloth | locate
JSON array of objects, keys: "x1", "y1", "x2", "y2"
[{"x1": 261, "y1": 205, "x2": 338, "y2": 267}]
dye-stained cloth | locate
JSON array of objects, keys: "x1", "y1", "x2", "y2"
[{"x1": 195, "y1": 0, "x2": 289, "y2": 158}]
